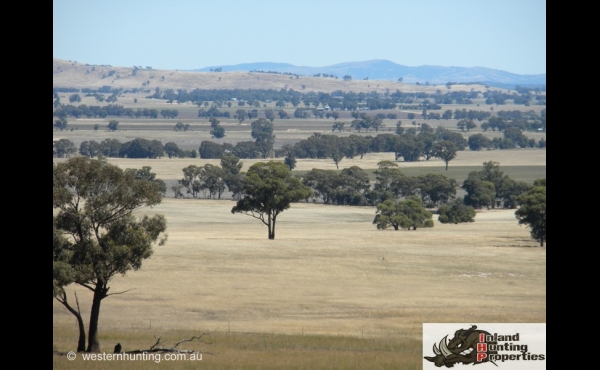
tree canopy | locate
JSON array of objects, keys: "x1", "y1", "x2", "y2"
[
  {"x1": 107, "y1": 120, "x2": 119, "y2": 131},
  {"x1": 515, "y1": 179, "x2": 546, "y2": 246},
  {"x1": 53, "y1": 138, "x2": 77, "y2": 158},
  {"x1": 431, "y1": 140, "x2": 458, "y2": 170},
  {"x1": 250, "y1": 118, "x2": 275, "y2": 158},
  {"x1": 462, "y1": 161, "x2": 532, "y2": 209},
  {"x1": 437, "y1": 198, "x2": 476, "y2": 224},
  {"x1": 373, "y1": 196, "x2": 434, "y2": 231},
  {"x1": 209, "y1": 117, "x2": 226, "y2": 138}
]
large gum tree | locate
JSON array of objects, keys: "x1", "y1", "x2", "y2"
[
  {"x1": 232, "y1": 161, "x2": 312, "y2": 239},
  {"x1": 53, "y1": 157, "x2": 167, "y2": 352}
]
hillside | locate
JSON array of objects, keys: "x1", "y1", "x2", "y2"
[
  {"x1": 193, "y1": 59, "x2": 546, "y2": 88},
  {"x1": 53, "y1": 58, "x2": 509, "y2": 94}
]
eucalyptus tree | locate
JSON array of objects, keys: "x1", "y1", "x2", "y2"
[
  {"x1": 438, "y1": 198, "x2": 476, "y2": 224},
  {"x1": 179, "y1": 165, "x2": 202, "y2": 198},
  {"x1": 220, "y1": 155, "x2": 245, "y2": 199},
  {"x1": 431, "y1": 140, "x2": 458, "y2": 170},
  {"x1": 232, "y1": 161, "x2": 312, "y2": 239},
  {"x1": 462, "y1": 172, "x2": 496, "y2": 209},
  {"x1": 164, "y1": 142, "x2": 182, "y2": 158},
  {"x1": 107, "y1": 120, "x2": 119, "y2": 131},
  {"x1": 235, "y1": 109, "x2": 247, "y2": 124},
  {"x1": 209, "y1": 117, "x2": 226, "y2": 138},
  {"x1": 54, "y1": 117, "x2": 68, "y2": 131},
  {"x1": 416, "y1": 173, "x2": 458, "y2": 206},
  {"x1": 373, "y1": 196, "x2": 434, "y2": 231},
  {"x1": 468, "y1": 134, "x2": 492, "y2": 151},
  {"x1": 373, "y1": 160, "x2": 406, "y2": 202},
  {"x1": 515, "y1": 179, "x2": 546, "y2": 246},
  {"x1": 53, "y1": 138, "x2": 77, "y2": 158},
  {"x1": 99, "y1": 138, "x2": 122, "y2": 157},
  {"x1": 53, "y1": 157, "x2": 167, "y2": 352},
  {"x1": 251, "y1": 118, "x2": 275, "y2": 158},
  {"x1": 197, "y1": 164, "x2": 226, "y2": 199},
  {"x1": 79, "y1": 140, "x2": 102, "y2": 158},
  {"x1": 264, "y1": 109, "x2": 275, "y2": 123}
]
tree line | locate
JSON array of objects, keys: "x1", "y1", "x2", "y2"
[
  {"x1": 54, "y1": 103, "x2": 179, "y2": 120},
  {"x1": 195, "y1": 118, "x2": 546, "y2": 167},
  {"x1": 143, "y1": 86, "x2": 545, "y2": 109},
  {"x1": 173, "y1": 155, "x2": 536, "y2": 212},
  {"x1": 53, "y1": 137, "x2": 197, "y2": 159},
  {"x1": 175, "y1": 157, "x2": 545, "y2": 245},
  {"x1": 54, "y1": 84, "x2": 545, "y2": 120},
  {"x1": 53, "y1": 120, "x2": 546, "y2": 165}
]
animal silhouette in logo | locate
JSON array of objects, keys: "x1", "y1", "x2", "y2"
[{"x1": 424, "y1": 325, "x2": 496, "y2": 367}]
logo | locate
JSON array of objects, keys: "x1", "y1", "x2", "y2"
[
  {"x1": 424, "y1": 325, "x2": 495, "y2": 367},
  {"x1": 423, "y1": 323, "x2": 546, "y2": 368}
]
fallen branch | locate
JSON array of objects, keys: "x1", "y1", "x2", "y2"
[{"x1": 124, "y1": 333, "x2": 215, "y2": 356}]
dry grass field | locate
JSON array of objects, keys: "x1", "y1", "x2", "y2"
[
  {"x1": 53, "y1": 149, "x2": 545, "y2": 369},
  {"x1": 53, "y1": 62, "x2": 545, "y2": 368},
  {"x1": 52, "y1": 202, "x2": 545, "y2": 369},
  {"x1": 54, "y1": 197, "x2": 546, "y2": 332}
]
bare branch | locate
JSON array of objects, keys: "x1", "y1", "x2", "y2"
[
  {"x1": 150, "y1": 336, "x2": 165, "y2": 350},
  {"x1": 106, "y1": 288, "x2": 135, "y2": 297},
  {"x1": 55, "y1": 289, "x2": 78, "y2": 317},
  {"x1": 243, "y1": 210, "x2": 268, "y2": 226},
  {"x1": 78, "y1": 282, "x2": 96, "y2": 292},
  {"x1": 173, "y1": 333, "x2": 212, "y2": 348},
  {"x1": 75, "y1": 291, "x2": 81, "y2": 315}
]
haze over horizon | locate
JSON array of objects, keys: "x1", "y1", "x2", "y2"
[{"x1": 53, "y1": 0, "x2": 546, "y2": 76}]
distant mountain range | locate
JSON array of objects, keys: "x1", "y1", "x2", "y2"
[{"x1": 190, "y1": 59, "x2": 545, "y2": 89}]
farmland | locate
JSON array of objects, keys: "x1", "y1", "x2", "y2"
[{"x1": 53, "y1": 60, "x2": 546, "y2": 369}]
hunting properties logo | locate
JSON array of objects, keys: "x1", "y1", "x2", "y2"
[{"x1": 423, "y1": 323, "x2": 546, "y2": 369}]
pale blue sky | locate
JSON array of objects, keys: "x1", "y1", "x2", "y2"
[{"x1": 53, "y1": 0, "x2": 546, "y2": 75}]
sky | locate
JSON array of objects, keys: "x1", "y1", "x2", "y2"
[{"x1": 53, "y1": 0, "x2": 546, "y2": 75}]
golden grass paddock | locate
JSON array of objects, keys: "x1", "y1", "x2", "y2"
[{"x1": 53, "y1": 149, "x2": 545, "y2": 369}]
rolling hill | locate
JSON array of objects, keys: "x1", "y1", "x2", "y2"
[
  {"x1": 191, "y1": 59, "x2": 546, "y2": 89},
  {"x1": 53, "y1": 58, "x2": 521, "y2": 94}
]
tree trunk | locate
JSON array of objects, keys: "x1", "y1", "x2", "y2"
[
  {"x1": 57, "y1": 292, "x2": 86, "y2": 352},
  {"x1": 539, "y1": 237, "x2": 544, "y2": 247},
  {"x1": 86, "y1": 282, "x2": 107, "y2": 352},
  {"x1": 75, "y1": 312, "x2": 86, "y2": 352},
  {"x1": 269, "y1": 215, "x2": 276, "y2": 239}
]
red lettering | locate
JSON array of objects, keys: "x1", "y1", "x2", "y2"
[
  {"x1": 477, "y1": 343, "x2": 487, "y2": 352},
  {"x1": 477, "y1": 353, "x2": 487, "y2": 362},
  {"x1": 479, "y1": 333, "x2": 485, "y2": 342}
]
